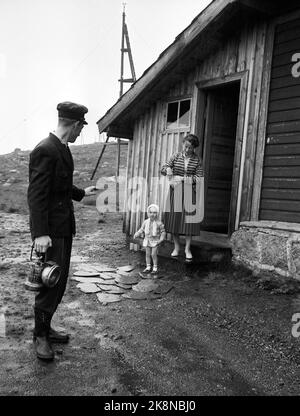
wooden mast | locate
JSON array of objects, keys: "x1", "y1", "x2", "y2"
[
  {"x1": 117, "y1": 3, "x2": 136, "y2": 212},
  {"x1": 119, "y1": 3, "x2": 136, "y2": 97},
  {"x1": 91, "y1": 4, "x2": 135, "y2": 191}
]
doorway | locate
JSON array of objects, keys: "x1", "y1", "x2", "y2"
[{"x1": 200, "y1": 82, "x2": 240, "y2": 234}]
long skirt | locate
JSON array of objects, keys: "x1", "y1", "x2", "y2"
[{"x1": 162, "y1": 181, "x2": 203, "y2": 236}]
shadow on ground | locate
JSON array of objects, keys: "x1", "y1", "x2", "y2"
[{"x1": 0, "y1": 207, "x2": 299, "y2": 396}]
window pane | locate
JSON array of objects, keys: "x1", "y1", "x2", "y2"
[
  {"x1": 166, "y1": 102, "x2": 179, "y2": 129},
  {"x1": 178, "y1": 99, "x2": 191, "y2": 127}
]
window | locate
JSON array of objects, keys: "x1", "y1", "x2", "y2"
[{"x1": 166, "y1": 99, "x2": 191, "y2": 129}]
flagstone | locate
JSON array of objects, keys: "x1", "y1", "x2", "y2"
[
  {"x1": 100, "y1": 272, "x2": 119, "y2": 280},
  {"x1": 97, "y1": 284, "x2": 117, "y2": 291},
  {"x1": 117, "y1": 265, "x2": 135, "y2": 273},
  {"x1": 73, "y1": 271, "x2": 100, "y2": 277},
  {"x1": 122, "y1": 291, "x2": 149, "y2": 300},
  {"x1": 97, "y1": 279, "x2": 116, "y2": 285},
  {"x1": 71, "y1": 276, "x2": 105, "y2": 284},
  {"x1": 122, "y1": 291, "x2": 162, "y2": 300},
  {"x1": 154, "y1": 282, "x2": 174, "y2": 295},
  {"x1": 105, "y1": 287, "x2": 127, "y2": 295},
  {"x1": 114, "y1": 282, "x2": 133, "y2": 290},
  {"x1": 90, "y1": 264, "x2": 116, "y2": 272},
  {"x1": 115, "y1": 275, "x2": 140, "y2": 285},
  {"x1": 116, "y1": 270, "x2": 137, "y2": 277},
  {"x1": 96, "y1": 293, "x2": 123, "y2": 305},
  {"x1": 132, "y1": 280, "x2": 159, "y2": 293},
  {"x1": 76, "y1": 283, "x2": 102, "y2": 294}
]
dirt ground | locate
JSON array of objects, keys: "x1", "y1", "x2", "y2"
[{"x1": 0, "y1": 204, "x2": 300, "y2": 397}]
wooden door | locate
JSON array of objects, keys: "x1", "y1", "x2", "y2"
[{"x1": 201, "y1": 83, "x2": 240, "y2": 233}]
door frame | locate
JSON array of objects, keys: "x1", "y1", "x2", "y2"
[{"x1": 193, "y1": 71, "x2": 249, "y2": 235}]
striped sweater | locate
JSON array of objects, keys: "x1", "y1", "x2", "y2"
[{"x1": 161, "y1": 152, "x2": 204, "y2": 183}]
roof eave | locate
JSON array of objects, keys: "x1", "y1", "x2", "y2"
[
  {"x1": 96, "y1": 0, "x2": 236, "y2": 136},
  {"x1": 96, "y1": 0, "x2": 299, "y2": 137}
]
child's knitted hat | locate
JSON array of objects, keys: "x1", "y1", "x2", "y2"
[{"x1": 147, "y1": 204, "x2": 159, "y2": 215}]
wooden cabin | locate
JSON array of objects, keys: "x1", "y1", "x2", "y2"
[{"x1": 97, "y1": 0, "x2": 300, "y2": 278}]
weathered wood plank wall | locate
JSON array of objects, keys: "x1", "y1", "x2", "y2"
[
  {"x1": 125, "y1": 20, "x2": 269, "y2": 236},
  {"x1": 260, "y1": 16, "x2": 300, "y2": 223}
]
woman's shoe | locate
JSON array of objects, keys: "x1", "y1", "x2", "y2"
[
  {"x1": 185, "y1": 251, "x2": 193, "y2": 263},
  {"x1": 185, "y1": 257, "x2": 193, "y2": 264},
  {"x1": 142, "y1": 267, "x2": 151, "y2": 273},
  {"x1": 171, "y1": 250, "x2": 179, "y2": 258}
]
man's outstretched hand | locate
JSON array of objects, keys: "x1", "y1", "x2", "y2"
[{"x1": 84, "y1": 186, "x2": 97, "y2": 196}]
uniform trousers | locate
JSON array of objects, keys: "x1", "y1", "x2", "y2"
[{"x1": 35, "y1": 237, "x2": 73, "y2": 316}]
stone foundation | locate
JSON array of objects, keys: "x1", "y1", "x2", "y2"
[{"x1": 231, "y1": 221, "x2": 300, "y2": 280}]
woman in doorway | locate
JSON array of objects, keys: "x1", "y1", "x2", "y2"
[{"x1": 161, "y1": 134, "x2": 204, "y2": 263}]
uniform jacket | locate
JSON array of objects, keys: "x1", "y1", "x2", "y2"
[{"x1": 27, "y1": 133, "x2": 85, "y2": 239}]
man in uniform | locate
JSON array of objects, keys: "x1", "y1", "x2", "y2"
[{"x1": 27, "y1": 101, "x2": 96, "y2": 361}]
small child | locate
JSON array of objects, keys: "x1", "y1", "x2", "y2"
[{"x1": 134, "y1": 204, "x2": 166, "y2": 276}]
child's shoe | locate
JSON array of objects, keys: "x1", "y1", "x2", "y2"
[
  {"x1": 139, "y1": 266, "x2": 152, "y2": 279},
  {"x1": 151, "y1": 267, "x2": 159, "y2": 278}
]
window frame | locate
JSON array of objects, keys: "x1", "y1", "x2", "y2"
[{"x1": 164, "y1": 96, "x2": 192, "y2": 132}]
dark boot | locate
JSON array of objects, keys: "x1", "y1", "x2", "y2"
[
  {"x1": 46, "y1": 310, "x2": 70, "y2": 343},
  {"x1": 49, "y1": 327, "x2": 70, "y2": 344},
  {"x1": 34, "y1": 335, "x2": 54, "y2": 361},
  {"x1": 33, "y1": 308, "x2": 54, "y2": 361}
]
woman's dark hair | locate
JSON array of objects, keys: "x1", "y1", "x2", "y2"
[{"x1": 183, "y1": 134, "x2": 199, "y2": 148}]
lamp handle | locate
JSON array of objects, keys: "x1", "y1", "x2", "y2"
[{"x1": 30, "y1": 244, "x2": 45, "y2": 261}]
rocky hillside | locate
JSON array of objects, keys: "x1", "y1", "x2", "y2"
[{"x1": 0, "y1": 142, "x2": 128, "y2": 214}]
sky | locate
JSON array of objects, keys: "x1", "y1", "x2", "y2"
[{"x1": 0, "y1": 0, "x2": 212, "y2": 155}]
